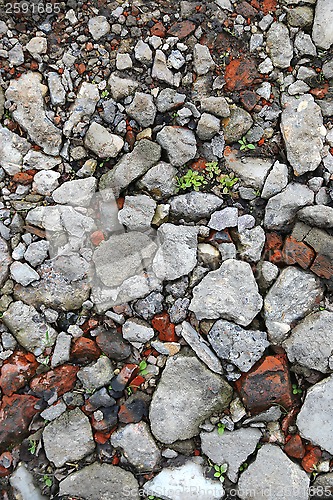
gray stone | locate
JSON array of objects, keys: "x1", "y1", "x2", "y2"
[
  {"x1": 0, "y1": 237, "x2": 11, "y2": 287},
  {"x1": 312, "y1": 0, "x2": 333, "y2": 49},
  {"x1": 280, "y1": 94, "x2": 325, "y2": 175},
  {"x1": 208, "y1": 319, "x2": 269, "y2": 372},
  {"x1": 237, "y1": 444, "x2": 309, "y2": 500},
  {"x1": 144, "y1": 459, "x2": 225, "y2": 500},
  {"x1": 6, "y1": 72, "x2": 62, "y2": 156},
  {"x1": 51, "y1": 332, "x2": 72, "y2": 368},
  {"x1": 0, "y1": 125, "x2": 30, "y2": 175},
  {"x1": 156, "y1": 88, "x2": 186, "y2": 113},
  {"x1": 52, "y1": 177, "x2": 96, "y2": 207},
  {"x1": 264, "y1": 266, "x2": 324, "y2": 343},
  {"x1": 111, "y1": 422, "x2": 160, "y2": 471},
  {"x1": 197, "y1": 243, "x2": 221, "y2": 270},
  {"x1": 169, "y1": 297, "x2": 190, "y2": 323},
  {"x1": 116, "y1": 53, "x2": 132, "y2": 70},
  {"x1": 43, "y1": 409, "x2": 94, "y2": 467},
  {"x1": 323, "y1": 60, "x2": 333, "y2": 80},
  {"x1": 223, "y1": 105, "x2": 253, "y2": 143},
  {"x1": 77, "y1": 356, "x2": 113, "y2": 392},
  {"x1": 118, "y1": 195, "x2": 156, "y2": 231},
  {"x1": 149, "y1": 354, "x2": 232, "y2": 443},
  {"x1": 201, "y1": 96, "x2": 230, "y2": 118},
  {"x1": 197, "y1": 113, "x2": 220, "y2": 140},
  {"x1": 134, "y1": 40, "x2": 153, "y2": 65},
  {"x1": 193, "y1": 44, "x2": 215, "y2": 75},
  {"x1": 201, "y1": 428, "x2": 261, "y2": 483},
  {"x1": 24, "y1": 240, "x2": 49, "y2": 267},
  {"x1": 32, "y1": 170, "x2": 60, "y2": 195},
  {"x1": 122, "y1": 318, "x2": 154, "y2": 348},
  {"x1": 126, "y1": 92, "x2": 156, "y2": 128},
  {"x1": 152, "y1": 223, "x2": 198, "y2": 281},
  {"x1": 156, "y1": 126, "x2": 196, "y2": 166},
  {"x1": 297, "y1": 375, "x2": 333, "y2": 455},
  {"x1": 211, "y1": 132, "x2": 226, "y2": 158},
  {"x1": 266, "y1": 22, "x2": 293, "y2": 68},
  {"x1": 108, "y1": 73, "x2": 139, "y2": 101},
  {"x1": 261, "y1": 161, "x2": 289, "y2": 199},
  {"x1": 179, "y1": 321, "x2": 223, "y2": 374},
  {"x1": 237, "y1": 226, "x2": 266, "y2": 262},
  {"x1": 84, "y1": 122, "x2": 124, "y2": 158},
  {"x1": 23, "y1": 150, "x2": 61, "y2": 171},
  {"x1": 257, "y1": 261, "x2": 279, "y2": 289},
  {"x1": 297, "y1": 205, "x2": 333, "y2": 228},
  {"x1": 168, "y1": 50, "x2": 185, "y2": 70},
  {"x1": 288, "y1": 80, "x2": 310, "y2": 96},
  {"x1": 41, "y1": 401, "x2": 66, "y2": 421},
  {"x1": 8, "y1": 43, "x2": 24, "y2": 66},
  {"x1": 137, "y1": 162, "x2": 178, "y2": 200},
  {"x1": 47, "y1": 72, "x2": 66, "y2": 106},
  {"x1": 0, "y1": 88, "x2": 4, "y2": 118},
  {"x1": 209, "y1": 207, "x2": 238, "y2": 230},
  {"x1": 287, "y1": 6, "x2": 313, "y2": 27},
  {"x1": 313, "y1": 473, "x2": 333, "y2": 499},
  {"x1": 294, "y1": 31, "x2": 317, "y2": 57},
  {"x1": 10, "y1": 464, "x2": 47, "y2": 500},
  {"x1": 134, "y1": 291, "x2": 164, "y2": 320},
  {"x1": 59, "y1": 463, "x2": 139, "y2": 500},
  {"x1": 283, "y1": 311, "x2": 333, "y2": 373},
  {"x1": 219, "y1": 242, "x2": 237, "y2": 261},
  {"x1": 264, "y1": 183, "x2": 314, "y2": 231},
  {"x1": 99, "y1": 139, "x2": 161, "y2": 197},
  {"x1": 10, "y1": 262, "x2": 39, "y2": 286},
  {"x1": 190, "y1": 259, "x2": 263, "y2": 326},
  {"x1": 26, "y1": 36, "x2": 47, "y2": 55},
  {"x1": 152, "y1": 50, "x2": 179, "y2": 86},
  {"x1": 170, "y1": 191, "x2": 223, "y2": 221},
  {"x1": 88, "y1": 16, "x2": 110, "y2": 40},
  {"x1": 63, "y1": 82, "x2": 100, "y2": 137},
  {"x1": 225, "y1": 153, "x2": 272, "y2": 189}
]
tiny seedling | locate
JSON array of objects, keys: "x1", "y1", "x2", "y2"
[
  {"x1": 239, "y1": 462, "x2": 248, "y2": 472},
  {"x1": 238, "y1": 136, "x2": 256, "y2": 151},
  {"x1": 28, "y1": 440, "x2": 37, "y2": 455},
  {"x1": 217, "y1": 422, "x2": 226, "y2": 436},
  {"x1": 101, "y1": 89, "x2": 110, "y2": 98},
  {"x1": 218, "y1": 172, "x2": 239, "y2": 194},
  {"x1": 139, "y1": 360, "x2": 149, "y2": 376},
  {"x1": 43, "y1": 475, "x2": 53, "y2": 488},
  {"x1": 213, "y1": 463, "x2": 228, "y2": 482},
  {"x1": 148, "y1": 496, "x2": 162, "y2": 500},
  {"x1": 319, "y1": 306, "x2": 326, "y2": 311},
  {"x1": 292, "y1": 383, "x2": 302, "y2": 395},
  {"x1": 43, "y1": 330, "x2": 52, "y2": 348},
  {"x1": 172, "y1": 111, "x2": 179, "y2": 118},
  {"x1": 126, "y1": 386, "x2": 133, "y2": 396},
  {"x1": 176, "y1": 169, "x2": 207, "y2": 192},
  {"x1": 205, "y1": 161, "x2": 221, "y2": 179}
]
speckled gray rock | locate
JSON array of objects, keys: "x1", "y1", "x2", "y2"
[
  {"x1": 23, "y1": 241, "x2": 49, "y2": 268},
  {"x1": 88, "y1": 16, "x2": 110, "y2": 40},
  {"x1": 237, "y1": 444, "x2": 309, "y2": 500},
  {"x1": 312, "y1": 0, "x2": 333, "y2": 49},
  {"x1": 59, "y1": 463, "x2": 139, "y2": 500},
  {"x1": 264, "y1": 266, "x2": 324, "y2": 343},
  {"x1": 297, "y1": 205, "x2": 333, "y2": 228},
  {"x1": 190, "y1": 259, "x2": 263, "y2": 326},
  {"x1": 137, "y1": 162, "x2": 178, "y2": 200},
  {"x1": 266, "y1": 22, "x2": 293, "y2": 68},
  {"x1": 126, "y1": 92, "x2": 156, "y2": 128},
  {"x1": 201, "y1": 96, "x2": 230, "y2": 117},
  {"x1": 0, "y1": 125, "x2": 30, "y2": 175},
  {"x1": 283, "y1": 311, "x2": 333, "y2": 373},
  {"x1": 237, "y1": 226, "x2": 266, "y2": 262},
  {"x1": 122, "y1": 318, "x2": 154, "y2": 348},
  {"x1": 156, "y1": 126, "x2": 197, "y2": 166},
  {"x1": 208, "y1": 320, "x2": 269, "y2": 372},
  {"x1": 280, "y1": 94, "x2": 325, "y2": 175},
  {"x1": 201, "y1": 428, "x2": 261, "y2": 482},
  {"x1": 149, "y1": 354, "x2": 232, "y2": 443},
  {"x1": 108, "y1": 73, "x2": 139, "y2": 101},
  {"x1": 63, "y1": 82, "x2": 99, "y2": 137},
  {"x1": 297, "y1": 375, "x2": 333, "y2": 455},
  {"x1": 118, "y1": 195, "x2": 156, "y2": 231},
  {"x1": 84, "y1": 122, "x2": 124, "y2": 158},
  {"x1": 77, "y1": 356, "x2": 113, "y2": 392},
  {"x1": 209, "y1": 207, "x2": 238, "y2": 230},
  {"x1": 196, "y1": 113, "x2": 220, "y2": 140},
  {"x1": 224, "y1": 153, "x2": 273, "y2": 189},
  {"x1": 111, "y1": 422, "x2": 160, "y2": 471},
  {"x1": 48, "y1": 72, "x2": 66, "y2": 106},
  {"x1": 193, "y1": 44, "x2": 215, "y2": 75},
  {"x1": 170, "y1": 191, "x2": 223, "y2": 221},
  {"x1": 261, "y1": 161, "x2": 289, "y2": 199},
  {"x1": 51, "y1": 332, "x2": 72, "y2": 368},
  {"x1": 223, "y1": 105, "x2": 253, "y2": 143},
  {"x1": 156, "y1": 88, "x2": 186, "y2": 112},
  {"x1": 134, "y1": 39, "x2": 153, "y2": 65},
  {"x1": 0, "y1": 237, "x2": 12, "y2": 287},
  {"x1": 52, "y1": 178, "x2": 97, "y2": 207}
]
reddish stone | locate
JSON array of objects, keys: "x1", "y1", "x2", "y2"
[
  {"x1": 302, "y1": 446, "x2": 322, "y2": 473},
  {"x1": 235, "y1": 1, "x2": 258, "y2": 18},
  {"x1": 12, "y1": 172, "x2": 34, "y2": 185},
  {"x1": 152, "y1": 312, "x2": 177, "y2": 342},
  {"x1": 281, "y1": 407, "x2": 299, "y2": 435},
  {"x1": 111, "y1": 364, "x2": 138, "y2": 392},
  {"x1": 129, "y1": 375, "x2": 145, "y2": 392},
  {"x1": 0, "y1": 350, "x2": 38, "y2": 396},
  {"x1": 30, "y1": 60, "x2": 39, "y2": 71},
  {"x1": 0, "y1": 452, "x2": 13, "y2": 477},
  {"x1": 191, "y1": 158, "x2": 207, "y2": 171},
  {"x1": 150, "y1": 22, "x2": 166, "y2": 37},
  {"x1": 118, "y1": 396, "x2": 148, "y2": 424},
  {"x1": 86, "y1": 42, "x2": 93, "y2": 51},
  {"x1": 112, "y1": 454, "x2": 120, "y2": 465},
  {"x1": 310, "y1": 83, "x2": 329, "y2": 99},
  {"x1": 91, "y1": 406, "x2": 118, "y2": 434},
  {"x1": 260, "y1": 0, "x2": 277, "y2": 14},
  {"x1": 284, "y1": 434, "x2": 305, "y2": 459},
  {"x1": 240, "y1": 90, "x2": 260, "y2": 112},
  {"x1": 71, "y1": 337, "x2": 101, "y2": 364},
  {"x1": 125, "y1": 130, "x2": 136, "y2": 149},
  {"x1": 282, "y1": 236, "x2": 315, "y2": 269},
  {"x1": 234, "y1": 353, "x2": 293, "y2": 415},
  {"x1": 76, "y1": 63, "x2": 86, "y2": 74},
  {"x1": 167, "y1": 21, "x2": 196, "y2": 39},
  {"x1": 80, "y1": 318, "x2": 99, "y2": 334},
  {"x1": 264, "y1": 232, "x2": 284, "y2": 265},
  {"x1": 94, "y1": 430, "x2": 112, "y2": 445},
  {"x1": 225, "y1": 58, "x2": 260, "y2": 92},
  {"x1": 30, "y1": 364, "x2": 78, "y2": 397},
  {"x1": 116, "y1": 197, "x2": 125, "y2": 210},
  {"x1": 90, "y1": 230, "x2": 105, "y2": 246},
  {"x1": 0, "y1": 395, "x2": 40, "y2": 453},
  {"x1": 311, "y1": 254, "x2": 333, "y2": 280}
]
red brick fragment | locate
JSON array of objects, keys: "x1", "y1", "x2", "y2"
[
  {"x1": 30, "y1": 364, "x2": 78, "y2": 397},
  {"x1": 234, "y1": 353, "x2": 293, "y2": 415},
  {"x1": 191, "y1": 158, "x2": 207, "y2": 171},
  {"x1": 311, "y1": 254, "x2": 333, "y2": 280},
  {"x1": 90, "y1": 230, "x2": 105, "y2": 246},
  {"x1": 284, "y1": 434, "x2": 305, "y2": 459},
  {"x1": 260, "y1": 0, "x2": 277, "y2": 14},
  {"x1": 282, "y1": 235, "x2": 315, "y2": 269},
  {"x1": 111, "y1": 364, "x2": 138, "y2": 392},
  {"x1": 129, "y1": 375, "x2": 145, "y2": 392},
  {"x1": 71, "y1": 337, "x2": 101, "y2": 364},
  {"x1": 225, "y1": 58, "x2": 260, "y2": 92},
  {"x1": 310, "y1": 83, "x2": 329, "y2": 99},
  {"x1": 264, "y1": 232, "x2": 284, "y2": 265},
  {"x1": 302, "y1": 446, "x2": 322, "y2": 473},
  {"x1": 150, "y1": 22, "x2": 166, "y2": 37},
  {"x1": 0, "y1": 350, "x2": 38, "y2": 396},
  {"x1": 12, "y1": 172, "x2": 34, "y2": 185},
  {"x1": 167, "y1": 21, "x2": 196, "y2": 39},
  {"x1": 152, "y1": 312, "x2": 177, "y2": 342}
]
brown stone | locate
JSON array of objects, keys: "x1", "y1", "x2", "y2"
[
  {"x1": 284, "y1": 434, "x2": 305, "y2": 459},
  {"x1": 235, "y1": 1, "x2": 258, "y2": 18},
  {"x1": 260, "y1": 0, "x2": 277, "y2": 14},
  {"x1": 310, "y1": 254, "x2": 333, "y2": 280},
  {"x1": 282, "y1": 236, "x2": 315, "y2": 269},
  {"x1": 225, "y1": 58, "x2": 260, "y2": 92},
  {"x1": 167, "y1": 21, "x2": 196, "y2": 39},
  {"x1": 240, "y1": 90, "x2": 260, "y2": 112},
  {"x1": 30, "y1": 364, "x2": 78, "y2": 397},
  {"x1": 71, "y1": 337, "x2": 101, "y2": 364},
  {"x1": 150, "y1": 22, "x2": 166, "y2": 37},
  {"x1": 0, "y1": 350, "x2": 38, "y2": 396},
  {"x1": 152, "y1": 312, "x2": 177, "y2": 342},
  {"x1": 263, "y1": 232, "x2": 284, "y2": 265},
  {"x1": 301, "y1": 446, "x2": 322, "y2": 473}
]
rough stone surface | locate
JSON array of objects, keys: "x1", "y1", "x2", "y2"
[
  {"x1": 201, "y1": 96, "x2": 230, "y2": 117},
  {"x1": 77, "y1": 356, "x2": 113, "y2": 392},
  {"x1": 312, "y1": 0, "x2": 333, "y2": 49},
  {"x1": 84, "y1": 122, "x2": 124, "y2": 158},
  {"x1": 225, "y1": 153, "x2": 273, "y2": 189},
  {"x1": 88, "y1": 16, "x2": 110, "y2": 40},
  {"x1": 209, "y1": 207, "x2": 238, "y2": 230},
  {"x1": 196, "y1": 113, "x2": 220, "y2": 140},
  {"x1": 261, "y1": 161, "x2": 289, "y2": 199},
  {"x1": 156, "y1": 126, "x2": 197, "y2": 166},
  {"x1": 170, "y1": 191, "x2": 223, "y2": 221},
  {"x1": 266, "y1": 22, "x2": 293, "y2": 68},
  {"x1": 118, "y1": 195, "x2": 156, "y2": 231},
  {"x1": 193, "y1": 44, "x2": 215, "y2": 75},
  {"x1": 52, "y1": 177, "x2": 96, "y2": 206},
  {"x1": 237, "y1": 226, "x2": 266, "y2": 262},
  {"x1": 0, "y1": 126, "x2": 30, "y2": 175},
  {"x1": 137, "y1": 162, "x2": 178, "y2": 200},
  {"x1": 126, "y1": 92, "x2": 157, "y2": 128},
  {"x1": 122, "y1": 318, "x2": 154, "y2": 348},
  {"x1": 297, "y1": 206, "x2": 333, "y2": 229},
  {"x1": 223, "y1": 105, "x2": 253, "y2": 143},
  {"x1": 0, "y1": 237, "x2": 12, "y2": 287},
  {"x1": 63, "y1": 82, "x2": 99, "y2": 137}
]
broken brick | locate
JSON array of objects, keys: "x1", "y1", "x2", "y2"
[
  {"x1": 0, "y1": 350, "x2": 38, "y2": 396},
  {"x1": 225, "y1": 58, "x2": 261, "y2": 92},
  {"x1": 90, "y1": 230, "x2": 105, "y2": 246},
  {"x1": 150, "y1": 22, "x2": 166, "y2": 37},
  {"x1": 12, "y1": 172, "x2": 34, "y2": 185},
  {"x1": 152, "y1": 312, "x2": 177, "y2": 342},
  {"x1": 167, "y1": 21, "x2": 196, "y2": 39},
  {"x1": 301, "y1": 446, "x2": 322, "y2": 473},
  {"x1": 282, "y1": 235, "x2": 315, "y2": 269},
  {"x1": 30, "y1": 364, "x2": 79, "y2": 397},
  {"x1": 111, "y1": 364, "x2": 138, "y2": 392},
  {"x1": 310, "y1": 254, "x2": 333, "y2": 280},
  {"x1": 263, "y1": 232, "x2": 284, "y2": 265},
  {"x1": 71, "y1": 337, "x2": 101, "y2": 364},
  {"x1": 260, "y1": 0, "x2": 277, "y2": 14},
  {"x1": 284, "y1": 434, "x2": 305, "y2": 459},
  {"x1": 118, "y1": 393, "x2": 149, "y2": 424}
]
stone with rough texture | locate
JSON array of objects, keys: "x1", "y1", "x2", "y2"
[
  {"x1": 297, "y1": 375, "x2": 333, "y2": 455},
  {"x1": 237, "y1": 226, "x2": 266, "y2": 262},
  {"x1": 10, "y1": 464, "x2": 47, "y2": 500},
  {"x1": 10, "y1": 262, "x2": 39, "y2": 286},
  {"x1": 63, "y1": 82, "x2": 100, "y2": 137},
  {"x1": 312, "y1": 0, "x2": 333, "y2": 50},
  {"x1": 238, "y1": 444, "x2": 309, "y2": 500},
  {"x1": 52, "y1": 177, "x2": 96, "y2": 207},
  {"x1": 225, "y1": 153, "x2": 272, "y2": 189},
  {"x1": 193, "y1": 44, "x2": 215, "y2": 75},
  {"x1": 156, "y1": 126, "x2": 197, "y2": 166},
  {"x1": 266, "y1": 22, "x2": 293, "y2": 68},
  {"x1": 201, "y1": 428, "x2": 261, "y2": 482},
  {"x1": 280, "y1": 94, "x2": 325, "y2": 175},
  {"x1": 170, "y1": 191, "x2": 223, "y2": 221},
  {"x1": 261, "y1": 161, "x2": 289, "y2": 199},
  {"x1": 223, "y1": 105, "x2": 253, "y2": 143},
  {"x1": 77, "y1": 356, "x2": 113, "y2": 392},
  {"x1": 190, "y1": 259, "x2": 263, "y2": 326},
  {"x1": 149, "y1": 354, "x2": 232, "y2": 444},
  {"x1": 137, "y1": 162, "x2": 177, "y2": 200},
  {"x1": 118, "y1": 195, "x2": 156, "y2": 231},
  {"x1": 283, "y1": 311, "x2": 333, "y2": 373},
  {"x1": 108, "y1": 73, "x2": 139, "y2": 101},
  {"x1": 0, "y1": 237, "x2": 11, "y2": 287},
  {"x1": 111, "y1": 422, "x2": 160, "y2": 471},
  {"x1": 88, "y1": 16, "x2": 110, "y2": 40},
  {"x1": 0, "y1": 126, "x2": 30, "y2": 175},
  {"x1": 134, "y1": 40, "x2": 153, "y2": 65},
  {"x1": 264, "y1": 266, "x2": 323, "y2": 343},
  {"x1": 209, "y1": 207, "x2": 238, "y2": 230},
  {"x1": 297, "y1": 206, "x2": 333, "y2": 229},
  {"x1": 208, "y1": 320, "x2": 269, "y2": 372},
  {"x1": 0, "y1": 395, "x2": 39, "y2": 453},
  {"x1": 196, "y1": 113, "x2": 220, "y2": 140},
  {"x1": 152, "y1": 223, "x2": 198, "y2": 281},
  {"x1": 84, "y1": 122, "x2": 124, "y2": 158},
  {"x1": 122, "y1": 318, "x2": 154, "y2": 348},
  {"x1": 6, "y1": 73, "x2": 62, "y2": 156},
  {"x1": 201, "y1": 96, "x2": 230, "y2": 117},
  {"x1": 126, "y1": 92, "x2": 156, "y2": 128},
  {"x1": 152, "y1": 50, "x2": 179, "y2": 86}
]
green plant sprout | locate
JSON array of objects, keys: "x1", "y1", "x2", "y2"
[
  {"x1": 28, "y1": 440, "x2": 37, "y2": 455},
  {"x1": 292, "y1": 383, "x2": 302, "y2": 395},
  {"x1": 148, "y1": 496, "x2": 162, "y2": 500},
  {"x1": 139, "y1": 360, "x2": 149, "y2": 376},
  {"x1": 213, "y1": 463, "x2": 228, "y2": 482},
  {"x1": 219, "y1": 172, "x2": 239, "y2": 194},
  {"x1": 239, "y1": 462, "x2": 248, "y2": 472},
  {"x1": 217, "y1": 422, "x2": 226, "y2": 436},
  {"x1": 43, "y1": 475, "x2": 53, "y2": 487},
  {"x1": 205, "y1": 161, "x2": 221, "y2": 179},
  {"x1": 176, "y1": 170, "x2": 207, "y2": 192},
  {"x1": 172, "y1": 111, "x2": 179, "y2": 118},
  {"x1": 238, "y1": 136, "x2": 256, "y2": 151},
  {"x1": 101, "y1": 89, "x2": 110, "y2": 98}
]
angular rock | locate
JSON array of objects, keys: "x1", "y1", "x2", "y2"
[
  {"x1": 10, "y1": 262, "x2": 39, "y2": 286},
  {"x1": 95, "y1": 329, "x2": 130, "y2": 361},
  {"x1": 26, "y1": 36, "x2": 47, "y2": 55},
  {"x1": 88, "y1": 16, "x2": 110, "y2": 40},
  {"x1": 196, "y1": 113, "x2": 220, "y2": 140},
  {"x1": 201, "y1": 96, "x2": 230, "y2": 118},
  {"x1": 10, "y1": 464, "x2": 47, "y2": 500},
  {"x1": 149, "y1": 353, "x2": 232, "y2": 443},
  {"x1": 0, "y1": 350, "x2": 38, "y2": 396},
  {"x1": 108, "y1": 73, "x2": 139, "y2": 101},
  {"x1": 209, "y1": 207, "x2": 238, "y2": 230},
  {"x1": 261, "y1": 160, "x2": 289, "y2": 199},
  {"x1": 52, "y1": 177, "x2": 96, "y2": 206},
  {"x1": 30, "y1": 365, "x2": 79, "y2": 398},
  {"x1": 237, "y1": 444, "x2": 309, "y2": 500},
  {"x1": 0, "y1": 237, "x2": 11, "y2": 287},
  {"x1": 152, "y1": 50, "x2": 179, "y2": 86},
  {"x1": 266, "y1": 22, "x2": 293, "y2": 68},
  {"x1": 111, "y1": 422, "x2": 160, "y2": 471},
  {"x1": 118, "y1": 195, "x2": 156, "y2": 231},
  {"x1": 280, "y1": 94, "x2": 325, "y2": 175},
  {"x1": 24, "y1": 241, "x2": 49, "y2": 268},
  {"x1": 224, "y1": 152, "x2": 272, "y2": 189},
  {"x1": 193, "y1": 44, "x2": 215, "y2": 75},
  {"x1": 208, "y1": 320, "x2": 270, "y2": 372},
  {"x1": 43, "y1": 408, "x2": 95, "y2": 467},
  {"x1": 134, "y1": 40, "x2": 153, "y2": 65},
  {"x1": 170, "y1": 191, "x2": 223, "y2": 221},
  {"x1": 51, "y1": 332, "x2": 72, "y2": 368},
  {"x1": 190, "y1": 259, "x2": 263, "y2": 326},
  {"x1": 126, "y1": 92, "x2": 156, "y2": 128},
  {"x1": 312, "y1": 0, "x2": 333, "y2": 50},
  {"x1": 48, "y1": 72, "x2": 66, "y2": 106},
  {"x1": 77, "y1": 356, "x2": 113, "y2": 392},
  {"x1": 122, "y1": 318, "x2": 154, "y2": 348},
  {"x1": 32, "y1": 170, "x2": 60, "y2": 195},
  {"x1": 84, "y1": 122, "x2": 124, "y2": 158},
  {"x1": 6, "y1": 73, "x2": 62, "y2": 156},
  {"x1": 223, "y1": 105, "x2": 253, "y2": 143},
  {"x1": 137, "y1": 162, "x2": 178, "y2": 200},
  {"x1": 156, "y1": 88, "x2": 186, "y2": 112},
  {"x1": 297, "y1": 205, "x2": 333, "y2": 229},
  {"x1": 0, "y1": 126, "x2": 30, "y2": 175},
  {"x1": 156, "y1": 126, "x2": 197, "y2": 166},
  {"x1": 237, "y1": 226, "x2": 266, "y2": 262},
  {"x1": 264, "y1": 266, "x2": 323, "y2": 342},
  {"x1": 63, "y1": 82, "x2": 100, "y2": 137},
  {"x1": 99, "y1": 139, "x2": 161, "y2": 197}
]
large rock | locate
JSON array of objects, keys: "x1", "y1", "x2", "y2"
[
  {"x1": 170, "y1": 191, "x2": 223, "y2": 221},
  {"x1": 118, "y1": 195, "x2": 156, "y2": 231},
  {"x1": 77, "y1": 356, "x2": 113, "y2": 392},
  {"x1": 0, "y1": 126, "x2": 30, "y2": 175},
  {"x1": 297, "y1": 375, "x2": 333, "y2": 455},
  {"x1": 152, "y1": 50, "x2": 180, "y2": 86},
  {"x1": 0, "y1": 236, "x2": 12, "y2": 287},
  {"x1": 264, "y1": 183, "x2": 314, "y2": 231},
  {"x1": 84, "y1": 122, "x2": 124, "y2": 158},
  {"x1": 144, "y1": 459, "x2": 225, "y2": 500},
  {"x1": 261, "y1": 160, "x2": 289, "y2": 199},
  {"x1": 52, "y1": 177, "x2": 97, "y2": 207},
  {"x1": 156, "y1": 126, "x2": 197, "y2": 166},
  {"x1": 10, "y1": 464, "x2": 48, "y2": 500},
  {"x1": 63, "y1": 82, "x2": 100, "y2": 137},
  {"x1": 189, "y1": 259, "x2": 263, "y2": 326},
  {"x1": 137, "y1": 161, "x2": 178, "y2": 200},
  {"x1": 312, "y1": 0, "x2": 333, "y2": 49},
  {"x1": 237, "y1": 444, "x2": 309, "y2": 500},
  {"x1": 149, "y1": 353, "x2": 232, "y2": 444},
  {"x1": 108, "y1": 73, "x2": 139, "y2": 101},
  {"x1": 224, "y1": 152, "x2": 272, "y2": 189},
  {"x1": 99, "y1": 139, "x2": 161, "y2": 197},
  {"x1": 59, "y1": 463, "x2": 139, "y2": 500},
  {"x1": 280, "y1": 94, "x2": 325, "y2": 175},
  {"x1": 223, "y1": 105, "x2": 253, "y2": 143},
  {"x1": 266, "y1": 22, "x2": 293, "y2": 68},
  {"x1": 152, "y1": 223, "x2": 198, "y2": 281},
  {"x1": 2, "y1": 301, "x2": 57, "y2": 354},
  {"x1": 193, "y1": 44, "x2": 215, "y2": 75},
  {"x1": 283, "y1": 311, "x2": 333, "y2": 373},
  {"x1": 297, "y1": 205, "x2": 333, "y2": 229},
  {"x1": 126, "y1": 92, "x2": 157, "y2": 128},
  {"x1": 264, "y1": 266, "x2": 324, "y2": 343},
  {"x1": 208, "y1": 320, "x2": 269, "y2": 372},
  {"x1": 5, "y1": 72, "x2": 62, "y2": 156}
]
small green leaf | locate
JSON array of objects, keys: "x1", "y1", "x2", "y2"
[
  {"x1": 220, "y1": 464, "x2": 228, "y2": 473},
  {"x1": 247, "y1": 143, "x2": 256, "y2": 150},
  {"x1": 139, "y1": 360, "x2": 147, "y2": 370},
  {"x1": 140, "y1": 369, "x2": 149, "y2": 376},
  {"x1": 214, "y1": 472, "x2": 221, "y2": 478},
  {"x1": 214, "y1": 464, "x2": 220, "y2": 471}
]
